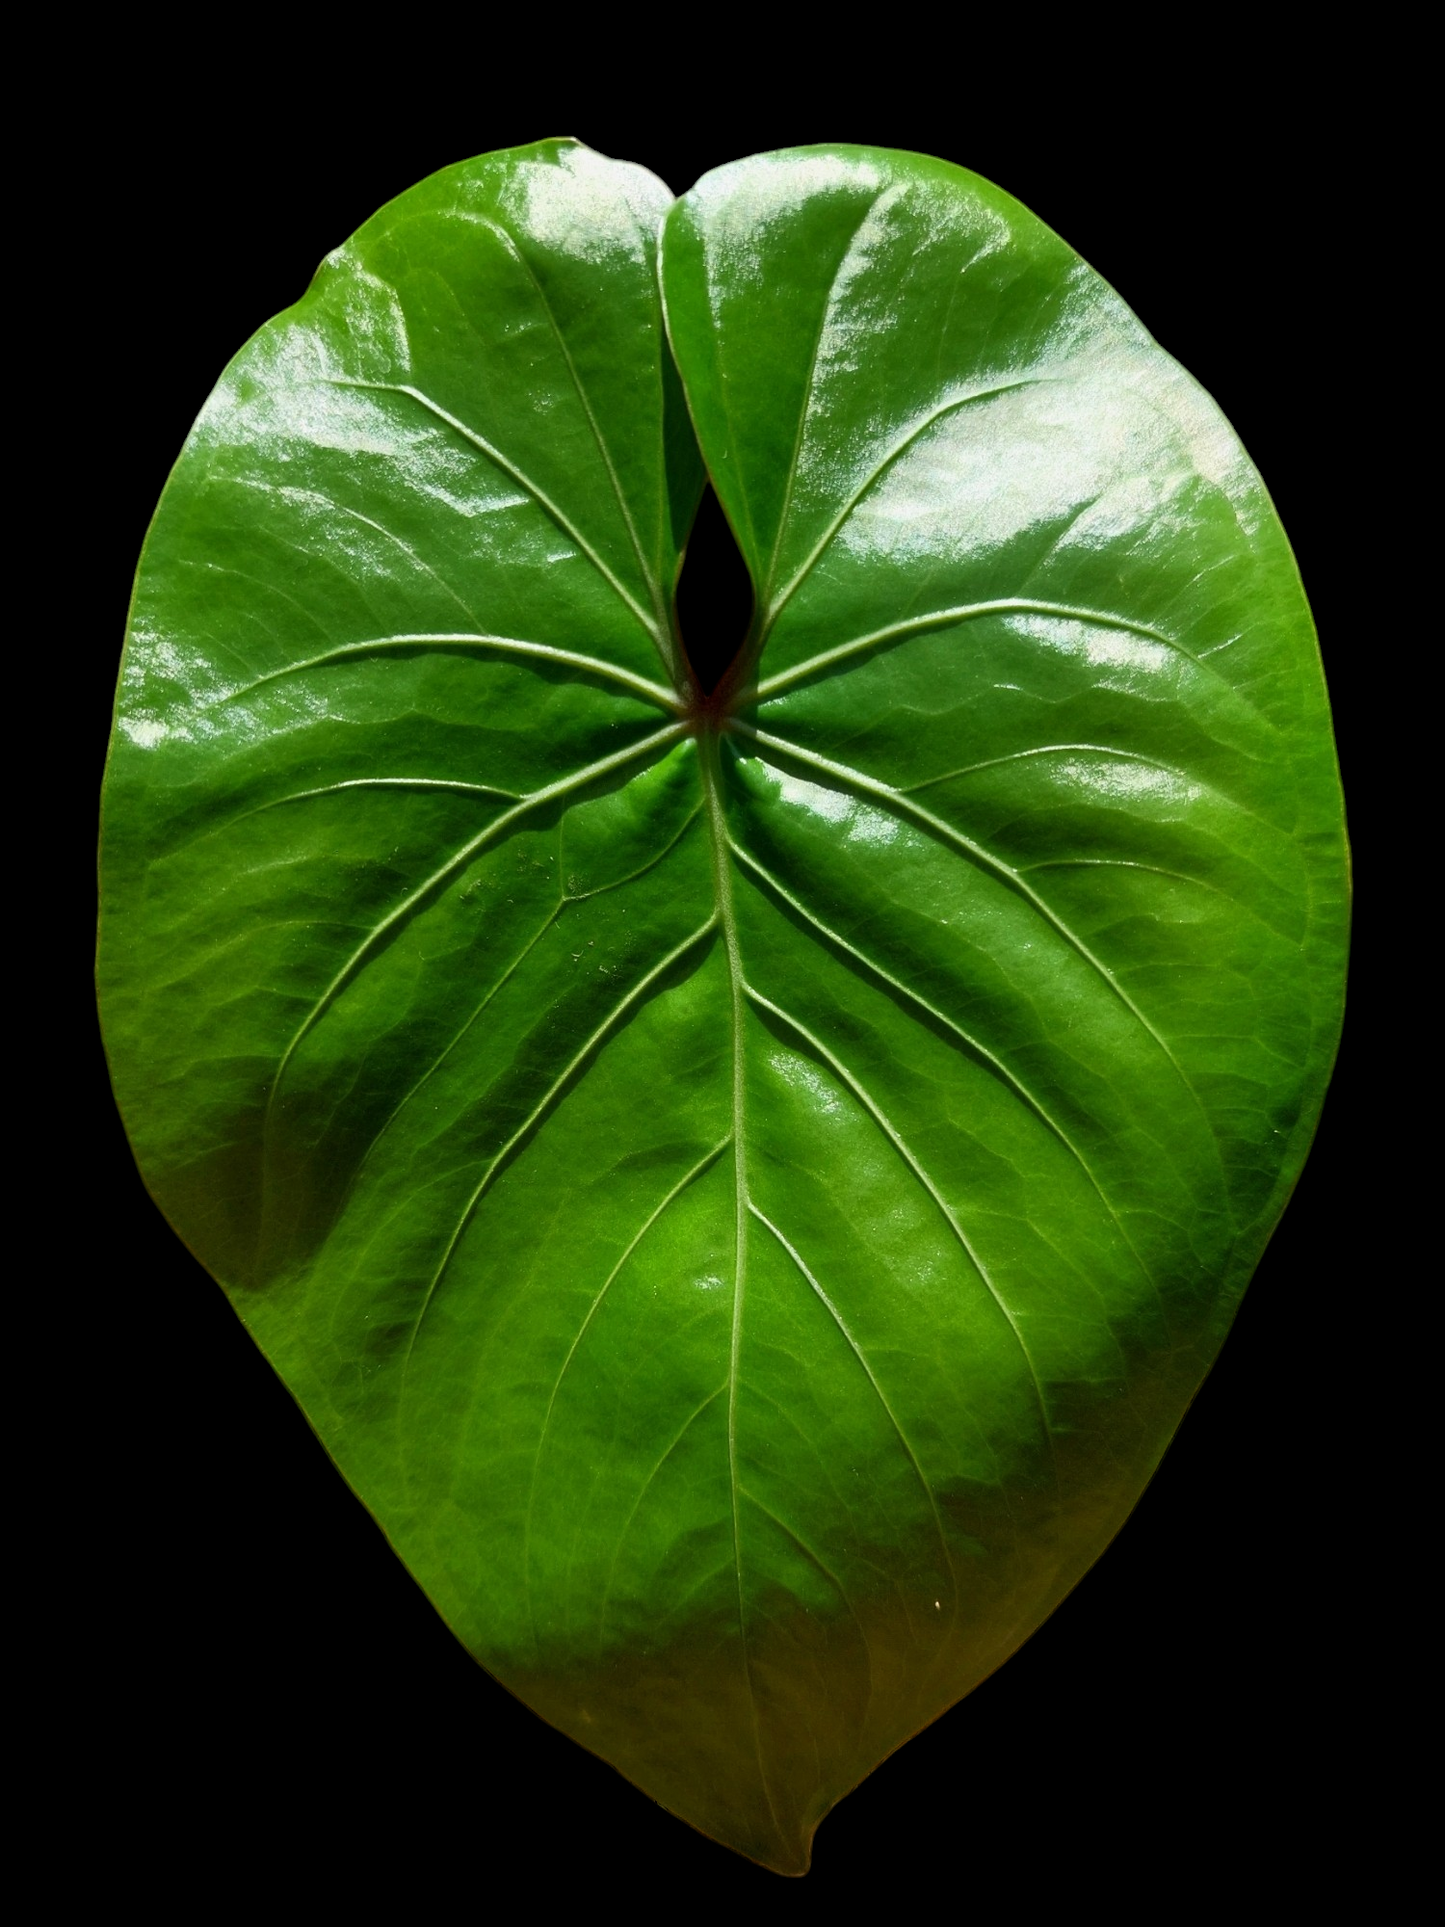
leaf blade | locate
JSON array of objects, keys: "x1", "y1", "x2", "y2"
[{"x1": 99, "y1": 141, "x2": 1347, "y2": 1875}]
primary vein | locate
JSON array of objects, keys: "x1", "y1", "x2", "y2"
[{"x1": 700, "y1": 731, "x2": 781, "y2": 1842}]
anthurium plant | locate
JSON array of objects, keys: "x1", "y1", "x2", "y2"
[{"x1": 98, "y1": 140, "x2": 1347, "y2": 1873}]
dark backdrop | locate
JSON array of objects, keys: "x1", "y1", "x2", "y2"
[{"x1": 82, "y1": 89, "x2": 1372, "y2": 1907}]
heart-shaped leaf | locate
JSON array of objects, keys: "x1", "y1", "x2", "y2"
[{"x1": 98, "y1": 140, "x2": 1347, "y2": 1873}]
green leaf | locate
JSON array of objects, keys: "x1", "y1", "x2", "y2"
[{"x1": 98, "y1": 140, "x2": 1347, "y2": 1874}]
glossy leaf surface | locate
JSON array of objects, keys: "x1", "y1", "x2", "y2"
[{"x1": 98, "y1": 141, "x2": 1347, "y2": 1873}]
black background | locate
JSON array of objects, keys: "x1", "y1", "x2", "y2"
[{"x1": 81, "y1": 77, "x2": 1376, "y2": 1907}]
